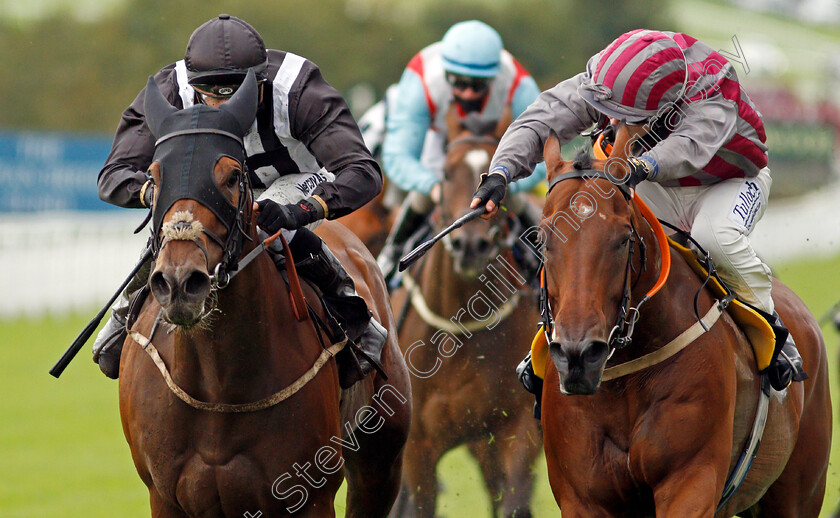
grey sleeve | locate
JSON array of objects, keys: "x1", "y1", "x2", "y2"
[
  {"x1": 644, "y1": 95, "x2": 739, "y2": 182},
  {"x1": 489, "y1": 71, "x2": 602, "y2": 182},
  {"x1": 289, "y1": 64, "x2": 382, "y2": 219},
  {"x1": 97, "y1": 66, "x2": 182, "y2": 208}
]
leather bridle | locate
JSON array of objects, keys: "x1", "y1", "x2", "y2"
[{"x1": 539, "y1": 169, "x2": 669, "y2": 353}]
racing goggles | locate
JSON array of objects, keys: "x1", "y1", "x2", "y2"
[
  {"x1": 446, "y1": 73, "x2": 491, "y2": 93},
  {"x1": 192, "y1": 83, "x2": 243, "y2": 99}
]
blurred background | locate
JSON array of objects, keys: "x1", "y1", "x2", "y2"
[{"x1": 1, "y1": 0, "x2": 839, "y2": 516}]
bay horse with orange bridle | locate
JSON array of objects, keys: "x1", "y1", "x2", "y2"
[
  {"x1": 390, "y1": 106, "x2": 542, "y2": 518},
  {"x1": 537, "y1": 125, "x2": 831, "y2": 517},
  {"x1": 119, "y1": 73, "x2": 411, "y2": 517}
]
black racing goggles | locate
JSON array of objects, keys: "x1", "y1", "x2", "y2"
[
  {"x1": 446, "y1": 73, "x2": 491, "y2": 93},
  {"x1": 192, "y1": 83, "x2": 243, "y2": 98}
]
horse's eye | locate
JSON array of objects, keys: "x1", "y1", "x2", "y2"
[
  {"x1": 619, "y1": 234, "x2": 633, "y2": 247},
  {"x1": 226, "y1": 171, "x2": 241, "y2": 189}
]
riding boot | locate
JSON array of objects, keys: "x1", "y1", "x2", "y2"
[
  {"x1": 92, "y1": 256, "x2": 153, "y2": 379},
  {"x1": 511, "y1": 201, "x2": 544, "y2": 286},
  {"x1": 764, "y1": 310, "x2": 808, "y2": 391},
  {"x1": 516, "y1": 353, "x2": 543, "y2": 419},
  {"x1": 287, "y1": 228, "x2": 388, "y2": 389},
  {"x1": 376, "y1": 201, "x2": 428, "y2": 288}
]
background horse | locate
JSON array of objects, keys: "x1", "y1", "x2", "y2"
[
  {"x1": 336, "y1": 182, "x2": 394, "y2": 257},
  {"x1": 390, "y1": 106, "x2": 542, "y2": 518},
  {"x1": 119, "y1": 76, "x2": 411, "y2": 517},
  {"x1": 538, "y1": 127, "x2": 831, "y2": 517}
]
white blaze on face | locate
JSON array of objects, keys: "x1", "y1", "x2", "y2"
[
  {"x1": 464, "y1": 149, "x2": 490, "y2": 179},
  {"x1": 572, "y1": 196, "x2": 595, "y2": 217}
]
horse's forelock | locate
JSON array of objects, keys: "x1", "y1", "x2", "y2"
[
  {"x1": 573, "y1": 148, "x2": 593, "y2": 170},
  {"x1": 460, "y1": 115, "x2": 499, "y2": 137}
]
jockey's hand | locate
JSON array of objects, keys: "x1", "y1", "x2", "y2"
[
  {"x1": 430, "y1": 182, "x2": 442, "y2": 204},
  {"x1": 140, "y1": 178, "x2": 155, "y2": 208},
  {"x1": 470, "y1": 171, "x2": 507, "y2": 217},
  {"x1": 254, "y1": 197, "x2": 325, "y2": 235},
  {"x1": 625, "y1": 156, "x2": 652, "y2": 190}
]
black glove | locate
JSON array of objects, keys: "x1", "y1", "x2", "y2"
[
  {"x1": 625, "y1": 157, "x2": 652, "y2": 190},
  {"x1": 256, "y1": 197, "x2": 325, "y2": 234},
  {"x1": 472, "y1": 172, "x2": 508, "y2": 208}
]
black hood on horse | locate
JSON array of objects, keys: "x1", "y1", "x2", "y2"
[{"x1": 143, "y1": 71, "x2": 258, "y2": 237}]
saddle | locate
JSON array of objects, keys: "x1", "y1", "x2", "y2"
[{"x1": 667, "y1": 237, "x2": 776, "y2": 371}]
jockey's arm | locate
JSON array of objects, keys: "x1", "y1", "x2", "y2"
[
  {"x1": 506, "y1": 74, "x2": 546, "y2": 194},
  {"x1": 98, "y1": 66, "x2": 179, "y2": 209},
  {"x1": 640, "y1": 96, "x2": 739, "y2": 182},
  {"x1": 381, "y1": 70, "x2": 439, "y2": 195},
  {"x1": 489, "y1": 71, "x2": 600, "y2": 184},
  {"x1": 294, "y1": 66, "x2": 382, "y2": 219}
]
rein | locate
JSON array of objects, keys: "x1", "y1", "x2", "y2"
[
  {"x1": 445, "y1": 134, "x2": 500, "y2": 152},
  {"x1": 130, "y1": 309, "x2": 344, "y2": 413},
  {"x1": 401, "y1": 270, "x2": 520, "y2": 335}
]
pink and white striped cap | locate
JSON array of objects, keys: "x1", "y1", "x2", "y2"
[{"x1": 578, "y1": 29, "x2": 688, "y2": 123}]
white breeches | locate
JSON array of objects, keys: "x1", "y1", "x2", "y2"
[{"x1": 635, "y1": 168, "x2": 775, "y2": 314}]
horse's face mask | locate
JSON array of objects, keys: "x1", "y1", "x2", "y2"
[{"x1": 144, "y1": 70, "x2": 258, "y2": 274}]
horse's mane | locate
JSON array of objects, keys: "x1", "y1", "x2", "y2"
[{"x1": 573, "y1": 147, "x2": 593, "y2": 170}]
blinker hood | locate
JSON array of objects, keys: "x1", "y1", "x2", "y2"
[{"x1": 143, "y1": 71, "x2": 258, "y2": 237}]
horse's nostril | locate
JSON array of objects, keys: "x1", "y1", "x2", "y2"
[
  {"x1": 150, "y1": 271, "x2": 173, "y2": 304},
  {"x1": 451, "y1": 237, "x2": 464, "y2": 251},
  {"x1": 475, "y1": 239, "x2": 492, "y2": 254},
  {"x1": 182, "y1": 271, "x2": 211, "y2": 299},
  {"x1": 584, "y1": 340, "x2": 609, "y2": 364}
]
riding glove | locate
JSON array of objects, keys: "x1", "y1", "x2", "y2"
[
  {"x1": 625, "y1": 157, "x2": 652, "y2": 189},
  {"x1": 256, "y1": 197, "x2": 325, "y2": 234},
  {"x1": 472, "y1": 172, "x2": 507, "y2": 208}
]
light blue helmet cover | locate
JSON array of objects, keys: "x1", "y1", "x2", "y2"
[{"x1": 441, "y1": 20, "x2": 503, "y2": 78}]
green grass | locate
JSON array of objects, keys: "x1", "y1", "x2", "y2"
[{"x1": 2, "y1": 252, "x2": 840, "y2": 517}]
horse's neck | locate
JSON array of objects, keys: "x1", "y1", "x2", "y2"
[
  {"x1": 172, "y1": 252, "x2": 294, "y2": 394},
  {"x1": 627, "y1": 220, "x2": 711, "y2": 351}
]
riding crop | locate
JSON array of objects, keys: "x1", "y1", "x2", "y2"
[
  {"x1": 49, "y1": 244, "x2": 154, "y2": 378},
  {"x1": 398, "y1": 206, "x2": 486, "y2": 272}
]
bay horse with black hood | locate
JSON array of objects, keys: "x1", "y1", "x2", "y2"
[{"x1": 119, "y1": 71, "x2": 411, "y2": 517}]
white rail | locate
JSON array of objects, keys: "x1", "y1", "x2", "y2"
[{"x1": 0, "y1": 212, "x2": 148, "y2": 318}]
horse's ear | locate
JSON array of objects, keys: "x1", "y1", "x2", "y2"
[
  {"x1": 219, "y1": 69, "x2": 258, "y2": 136},
  {"x1": 610, "y1": 121, "x2": 647, "y2": 161},
  {"x1": 144, "y1": 76, "x2": 178, "y2": 138},
  {"x1": 445, "y1": 103, "x2": 462, "y2": 142},
  {"x1": 543, "y1": 131, "x2": 564, "y2": 179},
  {"x1": 492, "y1": 105, "x2": 513, "y2": 140}
]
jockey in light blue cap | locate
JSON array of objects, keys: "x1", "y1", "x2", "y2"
[
  {"x1": 440, "y1": 20, "x2": 504, "y2": 78},
  {"x1": 378, "y1": 20, "x2": 546, "y2": 287}
]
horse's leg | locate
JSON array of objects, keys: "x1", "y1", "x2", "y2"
[
  {"x1": 149, "y1": 491, "x2": 188, "y2": 518},
  {"x1": 751, "y1": 383, "x2": 831, "y2": 516},
  {"x1": 398, "y1": 432, "x2": 445, "y2": 518},
  {"x1": 651, "y1": 461, "x2": 723, "y2": 517},
  {"x1": 495, "y1": 412, "x2": 540, "y2": 518},
  {"x1": 344, "y1": 376, "x2": 412, "y2": 518},
  {"x1": 467, "y1": 439, "x2": 505, "y2": 517}
]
